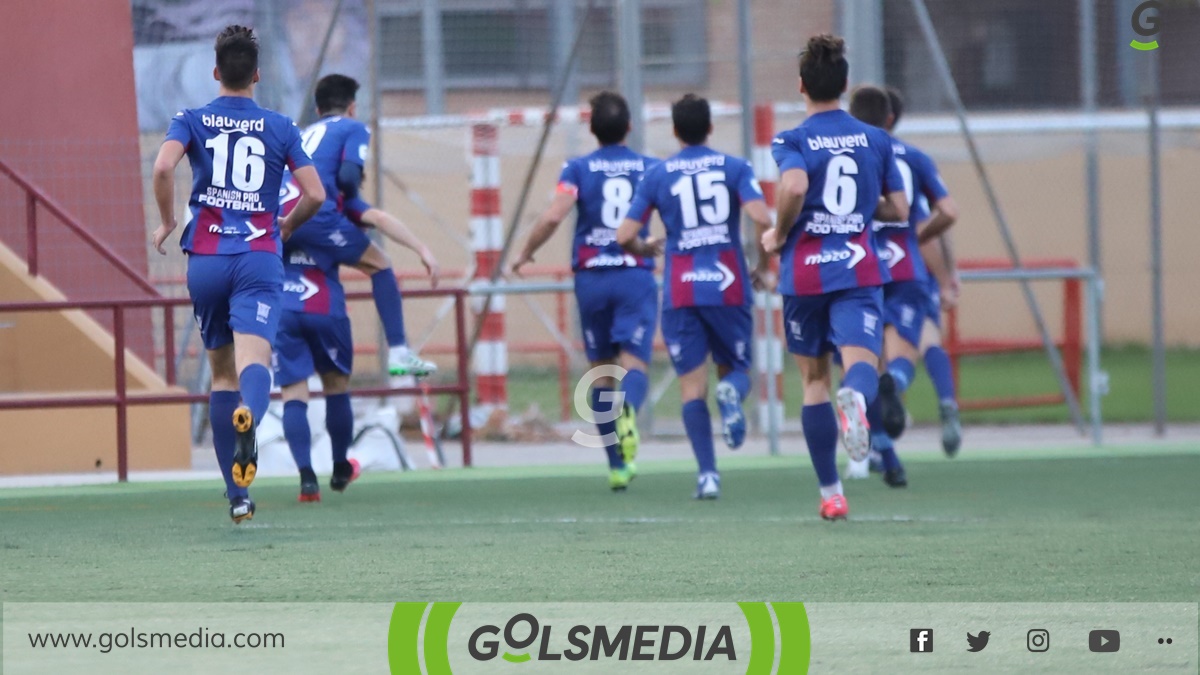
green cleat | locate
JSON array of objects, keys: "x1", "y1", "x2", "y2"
[
  {"x1": 609, "y1": 467, "x2": 633, "y2": 492},
  {"x1": 615, "y1": 403, "x2": 639, "y2": 474}
]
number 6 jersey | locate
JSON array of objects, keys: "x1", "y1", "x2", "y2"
[
  {"x1": 771, "y1": 109, "x2": 903, "y2": 296},
  {"x1": 166, "y1": 96, "x2": 312, "y2": 257},
  {"x1": 558, "y1": 144, "x2": 657, "y2": 272}
]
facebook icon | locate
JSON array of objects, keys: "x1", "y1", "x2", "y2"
[{"x1": 910, "y1": 628, "x2": 934, "y2": 653}]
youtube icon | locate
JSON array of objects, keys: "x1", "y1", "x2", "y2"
[{"x1": 1089, "y1": 630, "x2": 1120, "y2": 653}]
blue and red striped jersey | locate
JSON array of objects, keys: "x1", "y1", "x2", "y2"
[
  {"x1": 627, "y1": 145, "x2": 764, "y2": 309},
  {"x1": 166, "y1": 96, "x2": 311, "y2": 256},
  {"x1": 771, "y1": 109, "x2": 904, "y2": 296},
  {"x1": 873, "y1": 140, "x2": 949, "y2": 284},
  {"x1": 280, "y1": 245, "x2": 346, "y2": 317},
  {"x1": 558, "y1": 144, "x2": 657, "y2": 272}
]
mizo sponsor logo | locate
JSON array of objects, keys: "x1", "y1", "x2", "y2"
[{"x1": 467, "y1": 613, "x2": 736, "y2": 664}]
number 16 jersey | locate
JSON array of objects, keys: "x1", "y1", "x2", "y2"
[{"x1": 771, "y1": 109, "x2": 903, "y2": 297}]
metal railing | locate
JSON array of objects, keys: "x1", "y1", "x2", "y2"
[{"x1": 0, "y1": 288, "x2": 474, "y2": 480}]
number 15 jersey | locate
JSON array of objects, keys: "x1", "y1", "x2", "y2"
[
  {"x1": 771, "y1": 109, "x2": 903, "y2": 297},
  {"x1": 166, "y1": 96, "x2": 312, "y2": 257}
]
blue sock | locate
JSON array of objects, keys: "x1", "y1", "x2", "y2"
[
  {"x1": 842, "y1": 361, "x2": 880, "y2": 404},
  {"x1": 325, "y1": 393, "x2": 354, "y2": 465},
  {"x1": 620, "y1": 368, "x2": 649, "y2": 413},
  {"x1": 872, "y1": 431, "x2": 900, "y2": 471},
  {"x1": 801, "y1": 403, "x2": 840, "y2": 487},
  {"x1": 371, "y1": 269, "x2": 407, "y2": 347},
  {"x1": 924, "y1": 346, "x2": 957, "y2": 404},
  {"x1": 887, "y1": 357, "x2": 916, "y2": 393},
  {"x1": 866, "y1": 394, "x2": 884, "y2": 430},
  {"x1": 238, "y1": 363, "x2": 272, "y2": 428},
  {"x1": 720, "y1": 369, "x2": 752, "y2": 401},
  {"x1": 682, "y1": 399, "x2": 716, "y2": 474},
  {"x1": 282, "y1": 400, "x2": 312, "y2": 470},
  {"x1": 209, "y1": 391, "x2": 246, "y2": 500},
  {"x1": 591, "y1": 387, "x2": 623, "y2": 469}
]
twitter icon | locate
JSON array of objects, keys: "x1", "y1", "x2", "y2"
[{"x1": 967, "y1": 631, "x2": 991, "y2": 652}]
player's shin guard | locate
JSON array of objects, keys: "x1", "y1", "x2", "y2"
[
  {"x1": 325, "y1": 393, "x2": 354, "y2": 465},
  {"x1": 282, "y1": 401, "x2": 312, "y2": 471},
  {"x1": 591, "y1": 387, "x2": 624, "y2": 470},
  {"x1": 238, "y1": 364, "x2": 272, "y2": 427},
  {"x1": 620, "y1": 368, "x2": 649, "y2": 413},
  {"x1": 209, "y1": 391, "x2": 247, "y2": 500},
  {"x1": 886, "y1": 357, "x2": 915, "y2": 393},
  {"x1": 370, "y1": 269, "x2": 407, "y2": 348},
  {"x1": 682, "y1": 399, "x2": 717, "y2": 475},
  {"x1": 801, "y1": 403, "x2": 841, "y2": 495},
  {"x1": 842, "y1": 361, "x2": 880, "y2": 404},
  {"x1": 923, "y1": 346, "x2": 957, "y2": 403}
]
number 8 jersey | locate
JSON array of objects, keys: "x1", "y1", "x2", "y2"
[
  {"x1": 559, "y1": 145, "x2": 656, "y2": 272},
  {"x1": 771, "y1": 109, "x2": 903, "y2": 296},
  {"x1": 166, "y1": 96, "x2": 312, "y2": 257}
]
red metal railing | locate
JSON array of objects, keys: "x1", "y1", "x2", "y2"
[
  {"x1": 0, "y1": 158, "x2": 159, "y2": 296},
  {"x1": 946, "y1": 258, "x2": 1082, "y2": 411},
  {"x1": 0, "y1": 288, "x2": 473, "y2": 480}
]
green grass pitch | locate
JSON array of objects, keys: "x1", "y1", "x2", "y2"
[{"x1": 1, "y1": 444, "x2": 1197, "y2": 604}]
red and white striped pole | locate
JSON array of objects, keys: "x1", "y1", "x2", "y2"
[
  {"x1": 752, "y1": 104, "x2": 784, "y2": 432},
  {"x1": 470, "y1": 123, "x2": 507, "y2": 414}
]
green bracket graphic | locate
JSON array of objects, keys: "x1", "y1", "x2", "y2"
[
  {"x1": 771, "y1": 602, "x2": 812, "y2": 674},
  {"x1": 387, "y1": 603, "x2": 429, "y2": 674},
  {"x1": 738, "y1": 602, "x2": 776, "y2": 675},
  {"x1": 1130, "y1": 39, "x2": 1159, "y2": 50}
]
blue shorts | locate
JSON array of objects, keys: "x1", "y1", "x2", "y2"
[
  {"x1": 574, "y1": 268, "x2": 658, "y2": 363},
  {"x1": 286, "y1": 211, "x2": 372, "y2": 267},
  {"x1": 782, "y1": 286, "x2": 884, "y2": 357},
  {"x1": 187, "y1": 251, "x2": 283, "y2": 350},
  {"x1": 273, "y1": 311, "x2": 354, "y2": 387},
  {"x1": 883, "y1": 280, "x2": 932, "y2": 348},
  {"x1": 925, "y1": 277, "x2": 942, "y2": 327},
  {"x1": 660, "y1": 304, "x2": 753, "y2": 375}
]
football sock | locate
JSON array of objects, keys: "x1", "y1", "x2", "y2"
[
  {"x1": 237, "y1": 364, "x2": 272, "y2": 428},
  {"x1": 591, "y1": 387, "x2": 624, "y2": 469},
  {"x1": 842, "y1": 361, "x2": 880, "y2": 403},
  {"x1": 325, "y1": 393, "x2": 354, "y2": 465},
  {"x1": 282, "y1": 400, "x2": 312, "y2": 471},
  {"x1": 872, "y1": 431, "x2": 900, "y2": 472},
  {"x1": 887, "y1": 357, "x2": 916, "y2": 393},
  {"x1": 802, "y1": 403, "x2": 840, "y2": 488},
  {"x1": 866, "y1": 394, "x2": 884, "y2": 430},
  {"x1": 371, "y1": 269, "x2": 407, "y2": 348},
  {"x1": 720, "y1": 369, "x2": 752, "y2": 401},
  {"x1": 682, "y1": 399, "x2": 716, "y2": 474},
  {"x1": 209, "y1": 390, "x2": 246, "y2": 500},
  {"x1": 924, "y1": 346, "x2": 958, "y2": 404},
  {"x1": 620, "y1": 368, "x2": 649, "y2": 413}
]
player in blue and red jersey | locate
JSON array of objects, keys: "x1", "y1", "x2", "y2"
[
  {"x1": 847, "y1": 85, "x2": 958, "y2": 487},
  {"x1": 761, "y1": 35, "x2": 909, "y2": 520},
  {"x1": 512, "y1": 92, "x2": 657, "y2": 492},
  {"x1": 618, "y1": 94, "x2": 773, "y2": 500},
  {"x1": 274, "y1": 243, "x2": 360, "y2": 503},
  {"x1": 281, "y1": 74, "x2": 440, "y2": 380},
  {"x1": 152, "y1": 25, "x2": 325, "y2": 523}
]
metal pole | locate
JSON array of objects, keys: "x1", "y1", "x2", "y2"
[
  {"x1": 1085, "y1": 272, "x2": 1105, "y2": 445},
  {"x1": 1080, "y1": 0, "x2": 1103, "y2": 337},
  {"x1": 616, "y1": 0, "x2": 644, "y2": 152},
  {"x1": 368, "y1": 0, "x2": 390, "y2": 382},
  {"x1": 909, "y1": 0, "x2": 1086, "y2": 433},
  {"x1": 421, "y1": 0, "x2": 446, "y2": 115},
  {"x1": 552, "y1": 0, "x2": 580, "y2": 109},
  {"x1": 838, "y1": 0, "x2": 885, "y2": 91},
  {"x1": 298, "y1": 0, "x2": 346, "y2": 126},
  {"x1": 736, "y1": 0, "x2": 754, "y2": 161},
  {"x1": 1146, "y1": 49, "x2": 1166, "y2": 436}
]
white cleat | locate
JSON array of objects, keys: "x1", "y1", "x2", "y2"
[
  {"x1": 845, "y1": 457, "x2": 870, "y2": 480},
  {"x1": 388, "y1": 346, "x2": 438, "y2": 377},
  {"x1": 694, "y1": 472, "x2": 721, "y2": 500},
  {"x1": 835, "y1": 387, "x2": 871, "y2": 462}
]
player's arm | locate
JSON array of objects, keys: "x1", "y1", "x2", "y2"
[
  {"x1": 916, "y1": 195, "x2": 959, "y2": 244},
  {"x1": 280, "y1": 166, "x2": 325, "y2": 239},
  {"x1": 151, "y1": 140, "x2": 187, "y2": 255},
  {"x1": 921, "y1": 231, "x2": 960, "y2": 308},
  {"x1": 874, "y1": 147, "x2": 911, "y2": 223},
  {"x1": 763, "y1": 168, "x2": 807, "y2": 255},
  {"x1": 354, "y1": 203, "x2": 440, "y2": 287},
  {"x1": 737, "y1": 164, "x2": 775, "y2": 289},
  {"x1": 512, "y1": 189, "x2": 576, "y2": 277},
  {"x1": 617, "y1": 173, "x2": 664, "y2": 257}
]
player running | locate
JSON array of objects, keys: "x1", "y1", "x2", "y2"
[
  {"x1": 152, "y1": 25, "x2": 325, "y2": 523},
  {"x1": 761, "y1": 35, "x2": 909, "y2": 520},
  {"x1": 617, "y1": 94, "x2": 772, "y2": 500},
  {"x1": 281, "y1": 74, "x2": 439, "y2": 380},
  {"x1": 275, "y1": 244, "x2": 360, "y2": 502},
  {"x1": 846, "y1": 85, "x2": 958, "y2": 486},
  {"x1": 512, "y1": 92, "x2": 657, "y2": 491}
]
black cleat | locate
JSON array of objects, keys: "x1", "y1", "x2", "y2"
[
  {"x1": 878, "y1": 373, "x2": 907, "y2": 439},
  {"x1": 298, "y1": 471, "x2": 321, "y2": 503},
  {"x1": 940, "y1": 401, "x2": 962, "y2": 457},
  {"x1": 229, "y1": 497, "x2": 256, "y2": 524},
  {"x1": 330, "y1": 458, "x2": 361, "y2": 493},
  {"x1": 231, "y1": 406, "x2": 258, "y2": 488},
  {"x1": 882, "y1": 465, "x2": 908, "y2": 488}
]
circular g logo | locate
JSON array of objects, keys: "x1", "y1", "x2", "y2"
[
  {"x1": 1131, "y1": 1, "x2": 1162, "y2": 50},
  {"x1": 570, "y1": 365, "x2": 628, "y2": 448}
]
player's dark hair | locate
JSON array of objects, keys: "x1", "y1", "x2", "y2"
[
  {"x1": 849, "y1": 85, "x2": 892, "y2": 129},
  {"x1": 886, "y1": 86, "x2": 905, "y2": 127},
  {"x1": 315, "y1": 74, "x2": 360, "y2": 114},
  {"x1": 214, "y1": 25, "x2": 259, "y2": 90},
  {"x1": 589, "y1": 91, "x2": 630, "y2": 145},
  {"x1": 799, "y1": 34, "x2": 849, "y2": 103},
  {"x1": 672, "y1": 94, "x2": 711, "y2": 146}
]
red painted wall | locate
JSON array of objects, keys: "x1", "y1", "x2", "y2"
[{"x1": 0, "y1": 0, "x2": 154, "y2": 362}]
